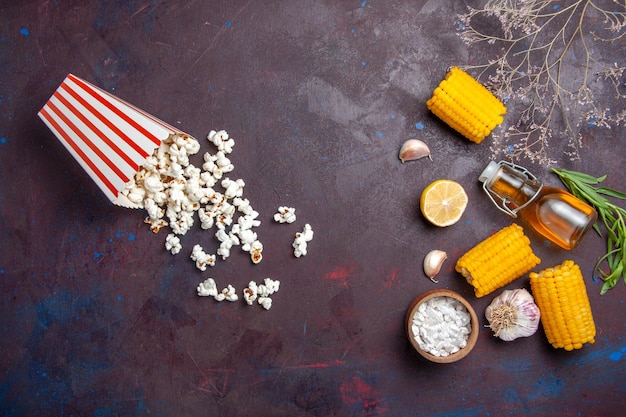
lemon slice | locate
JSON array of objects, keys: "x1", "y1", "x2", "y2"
[{"x1": 420, "y1": 179, "x2": 468, "y2": 227}]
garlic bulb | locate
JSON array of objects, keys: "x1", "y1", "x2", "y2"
[{"x1": 485, "y1": 288, "x2": 540, "y2": 341}]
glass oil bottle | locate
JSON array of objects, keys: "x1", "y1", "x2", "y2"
[{"x1": 479, "y1": 161, "x2": 597, "y2": 250}]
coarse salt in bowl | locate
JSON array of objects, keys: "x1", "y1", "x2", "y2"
[{"x1": 406, "y1": 289, "x2": 479, "y2": 363}]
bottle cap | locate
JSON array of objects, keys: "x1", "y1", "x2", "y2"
[{"x1": 478, "y1": 161, "x2": 500, "y2": 184}]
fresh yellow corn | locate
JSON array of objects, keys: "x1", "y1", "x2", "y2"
[
  {"x1": 455, "y1": 224, "x2": 540, "y2": 298},
  {"x1": 529, "y1": 260, "x2": 596, "y2": 351},
  {"x1": 427, "y1": 66, "x2": 506, "y2": 144}
]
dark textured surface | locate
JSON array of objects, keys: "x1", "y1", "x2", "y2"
[{"x1": 1, "y1": 1, "x2": 625, "y2": 416}]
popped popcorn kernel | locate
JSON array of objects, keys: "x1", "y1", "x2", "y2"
[
  {"x1": 250, "y1": 240, "x2": 264, "y2": 264},
  {"x1": 293, "y1": 223, "x2": 314, "y2": 258},
  {"x1": 243, "y1": 281, "x2": 258, "y2": 305},
  {"x1": 190, "y1": 244, "x2": 216, "y2": 271},
  {"x1": 274, "y1": 206, "x2": 296, "y2": 224},
  {"x1": 217, "y1": 284, "x2": 238, "y2": 302},
  {"x1": 207, "y1": 129, "x2": 235, "y2": 154},
  {"x1": 165, "y1": 233, "x2": 182, "y2": 255},
  {"x1": 243, "y1": 278, "x2": 280, "y2": 310},
  {"x1": 258, "y1": 297, "x2": 272, "y2": 310},
  {"x1": 197, "y1": 278, "x2": 219, "y2": 297}
]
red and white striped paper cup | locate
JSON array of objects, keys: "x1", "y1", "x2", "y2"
[{"x1": 38, "y1": 74, "x2": 192, "y2": 208}]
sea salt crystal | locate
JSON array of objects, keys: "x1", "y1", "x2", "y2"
[{"x1": 411, "y1": 296, "x2": 472, "y2": 357}]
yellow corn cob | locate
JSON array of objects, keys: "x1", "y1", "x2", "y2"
[
  {"x1": 455, "y1": 224, "x2": 540, "y2": 297},
  {"x1": 427, "y1": 66, "x2": 506, "y2": 144},
  {"x1": 529, "y1": 260, "x2": 596, "y2": 351}
]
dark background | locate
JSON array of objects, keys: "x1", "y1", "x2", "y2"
[{"x1": 1, "y1": 1, "x2": 624, "y2": 416}]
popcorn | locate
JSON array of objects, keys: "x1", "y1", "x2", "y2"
[
  {"x1": 126, "y1": 186, "x2": 146, "y2": 205},
  {"x1": 222, "y1": 178, "x2": 245, "y2": 199},
  {"x1": 250, "y1": 240, "x2": 264, "y2": 264},
  {"x1": 242, "y1": 278, "x2": 280, "y2": 310},
  {"x1": 216, "y1": 229, "x2": 240, "y2": 260},
  {"x1": 197, "y1": 278, "x2": 219, "y2": 297},
  {"x1": 258, "y1": 277, "x2": 280, "y2": 296},
  {"x1": 165, "y1": 234, "x2": 182, "y2": 255},
  {"x1": 198, "y1": 208, "x2": 216, "y2": 230},
  {"x1": 207, "y1": 129, "x2": 235, "y2": 154},
  {"x1": 258, "y1": 297, "x2": 272, "y2": 310},
  {"x1": 214, "y1": 152, "x2": 234, "y2": 176},
  {"x1": 216, "y1": 284, "x2": 238, "y2": 302},
  {"x1": 117, "y1": 128, "x2": 291, "y2": 313},
  {"x1": 237, "y1": 213, "x2": 261, "y2": 230},
  {"x1": 199, "y1": 171, "x2": 217, "y2": 188},
  {"x1": 178, "y1": 133, "x2": 201, "y2": 155},
  {"x1": 237, "y1": 228, "x2": 258, "y2": 251},
  {"x1": 168, "y1": 142, "x2": 189, "y2": 166},
  {"x1": 293, "y1": 223, "x2": 314, "y2": 258},
  {"x1": 144, "y1": 174, "x2": 165, "y2": 195},
  {"x1": 233, "y1": 197, "x2": 254, "y2": 215},
  {"x1": 274, "y1": 206, "x2": 297, "y2": 224},
  {"x1": 170, "y1": 210, "x2": 194, "y2": 235},
  {"x1": 144, "y1": 198, "x2": 164, "y2": 221},
  {"x1": 120, "y1": 129, "x2": 265, "y2": 268},
  {"x1": 190, "y1": 244, "x2": 216, "y2": 271},
  {"x1": 215, "y1": 213, "x2": 234, "y2": 229},
  {"x1": 146, "y1": 217, "x2": 167, "y2": 233},
  {"x1": 197, "y1": 279, "x2": 237, "y2": 302},
  {"x1": 243, "y1": 280, "x2": 258, "y2": 305},
  {"x1": 202, "y1": 152, "x2": 217, "y2": 174}
]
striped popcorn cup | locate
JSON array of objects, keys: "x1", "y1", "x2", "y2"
[{"x1": 38, "y1": 74, "x2": 193, "y2": 208}]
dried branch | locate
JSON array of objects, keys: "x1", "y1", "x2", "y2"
[{"x1": 457, "y1": 0, "x2": 626, "y2": 164}]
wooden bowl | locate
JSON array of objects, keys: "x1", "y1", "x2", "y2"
[{"x1": 406, "y1": 289, "x2": 479, "y2": 363}]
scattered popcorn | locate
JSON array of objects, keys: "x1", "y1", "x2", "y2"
[
  {"x1": 120, "y1": 130, "x2": 312, "y2": 311},
  {"x1": 119, "y1": 130, "x2": 265, "y2": 267},
  {"x1": 165, "y1": 233, "x2": 182, "y2": 255},
  {"x1": 293, "y1": 223, "x2": 314, "y2": 258},
  {"x1": 250, "y1": 240, "x2": 264, "y2": 264},
  {"x1": 237, "y1": 227, "x2": 258, "y2": 251},
  {"x1": 242, "y1": 278, "x2": 280, "y2": 310},
  {"x1": 243, "y1": 281, "x2": 258, "y2": 305},
  {"x1": 197, "y1": 279, "x2": 238, "y2": 302},
  {"x1": 239, "y1": 215, "x2": 261, "y2": 233},
  {"x1": 233, "y1": 197, "x2": 258, "y2": 217},
  {"x1": 146, "y1": 217, "x2": 167, "y2": 233},
  {"x1": 258, "y1": 277, "x2": 280, "y2": 296},
  {"x1": 274, "y1": 206, "x2": 296, "y2": 224},
  {"x1": 190, "y1": 244, "x2": 216, "y2": 271},
  {"x1": 258, "y1": 297, "x2": 272, "y2": 310},
  {"x1": 216, "y1": 284, "x2": 238, "y2": 302},
  {"x1": 222, "y1": 178, "x2": 245, "y2": 199},
  {"x1": 207, "y1": 129, "x2": 235, "y2": 154},
  {"x1": 208, "y1": 151, "x2": 234, "y2": 180},
  {"x1": 170, "y1": 210, "x2": 194, "y2": 235},
  {"x1": 198, "y1": 207, "x2": 215, "y2": 229},
  {"x1": 197, "y1": 278, "x2": 219, "y2": 297},
  {"x1": 215, "y1": 228, "x2": 240, "y2": 260}
]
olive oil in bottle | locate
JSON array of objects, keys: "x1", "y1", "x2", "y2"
[{"x1": 479, "y1": 161, "x2": 597, "y2": 250}]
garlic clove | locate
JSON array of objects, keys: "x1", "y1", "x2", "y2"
[
  {"x1": 399, "y1": 139, "x2": 432, "y2": 163},
  {"x1": 423, "y1": 250, "x2": 447, "y2": 282}
]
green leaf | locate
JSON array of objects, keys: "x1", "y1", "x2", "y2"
[
  {"x1": 600, "y1": 263, "x2": 623, "y2": 295},
  {"x1": 596, "y1": 187, "x2": 626, "y2": 200},
  {"x1": 552, "y1": 168, "x2": 605, "y2": 185},
  {"x1": 553, "y1": 167, "x2": 626, "y2": 295}
]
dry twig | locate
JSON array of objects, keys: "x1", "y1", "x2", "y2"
[{"x1": 457, "y1": 0, "x2": 626, "y2": 164}]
